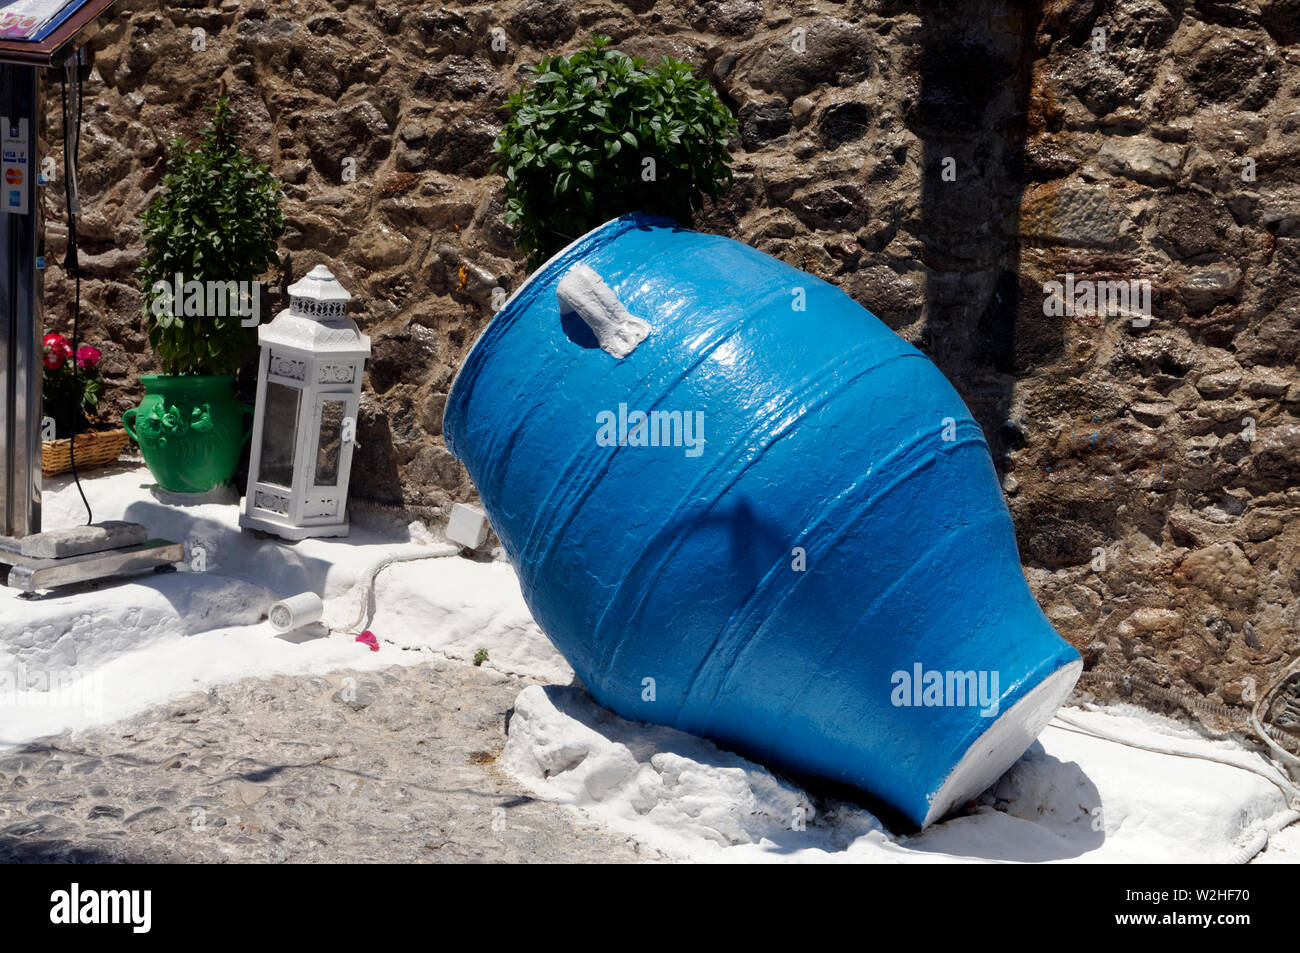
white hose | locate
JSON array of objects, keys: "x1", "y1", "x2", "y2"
[
  {"x1": 327, "y1": 544, "x2": 459, "y2": 635},
  {"x1": 1251, "y1": 654, "x2": 1300, "y2": 772},
  {"x1": 1050, "y1": 710, "x2": 1300, "y2": 804},
  {"x1": 1049, "y1": 710, "x2": 1300, "y2": 863},
  {"x1": 1225, "y1": 809, "x2": 1300, "y2": 865}
]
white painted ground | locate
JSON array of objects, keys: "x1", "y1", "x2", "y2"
[{"x1": 1, "y1": 464, "x2": 1296, "y2": 863}]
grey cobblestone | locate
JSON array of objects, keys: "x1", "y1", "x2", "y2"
[{"x1": 0, "y1": 660, "x2": 657, "y2": 863}]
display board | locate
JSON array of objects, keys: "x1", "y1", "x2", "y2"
[
  {"x1": 1, "y1": 0, "x2": 89, "y2": 42},
  {"x1": 0, "y1": 0, "x2": 113, "y2": 66}
]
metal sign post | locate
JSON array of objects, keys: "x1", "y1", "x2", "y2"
[
  {"x1": 0, "y1": 0, "x2": 183, "y2": 592},
  {"x1": 0, "y1": 61, "x2": 41, "y2": 539}
]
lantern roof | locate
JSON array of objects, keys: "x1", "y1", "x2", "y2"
[
  {"x1": 288, "y1": 264, "x2": 352, "y2": 312},
  {"x1": 259, "y1": 264, "x2": 370, "y2": 355}
]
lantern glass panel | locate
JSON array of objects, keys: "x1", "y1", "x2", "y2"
[
  {"x1": 259, "y1": 381, "x2": 301, "y2": 488},
  {"x1": 314, "y1": 399, "x2": 346, "y2": 487}
]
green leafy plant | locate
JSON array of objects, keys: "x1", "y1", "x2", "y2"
[
  {"x1": 138, "y1": 96, "x2": 285, "y2": 376},
  {"x1": 493, "y1": 35, "x2": 737, "y2": 268}
]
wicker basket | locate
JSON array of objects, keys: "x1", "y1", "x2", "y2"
[{"x1": 41, "y1": 427, "x2": 130, "y2": 477}]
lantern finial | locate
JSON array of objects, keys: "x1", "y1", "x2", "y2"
[{"x1": 287, "y1": 264, "x2": 351, "y2": 320}]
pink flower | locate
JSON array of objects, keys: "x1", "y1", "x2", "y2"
[
  {"x1": 356, "y1": 630, "x2": 379, "y2": 652},
  {"x1": 76, "y1": 345, "x2": 101, "y2": 370},
  {"x1": 42, "y1": 333, "x2": 70, "y2": 370}
]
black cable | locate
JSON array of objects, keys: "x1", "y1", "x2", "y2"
[{"x1": 60, "y1": 63, "x2": 90, "y2": 526}]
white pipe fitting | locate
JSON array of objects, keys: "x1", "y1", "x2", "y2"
[{"x1": 268, "y1": 592, "x2": 325, "y2": 633}]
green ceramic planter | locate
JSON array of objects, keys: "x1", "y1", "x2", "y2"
[{"x1": 123, "y1": 374, "x2": 253, "y2": 494}]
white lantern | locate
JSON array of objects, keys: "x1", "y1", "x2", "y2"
[{"x1": 239, "y1": 265, "x2": 370, "y2": 540}]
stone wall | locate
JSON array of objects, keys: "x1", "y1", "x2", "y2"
[
  {"x1": 1012, "y1": 0, "x2": 1300, "y2": 715},
  {"x1": 39, "y1": 0, "x2": 1300, "y2": 718}
]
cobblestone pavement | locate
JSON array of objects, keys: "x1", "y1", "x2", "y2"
[{"x1": 0, "y1": 660, "x2": 659, "y2": 863}]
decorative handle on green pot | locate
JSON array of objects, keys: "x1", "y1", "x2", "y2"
[
  {"x1": 187, "y1": 402, "x2": 214, "y2": 435},
  {"x1": 122, "y1": 409, "x2": 138, "y2": 444}
]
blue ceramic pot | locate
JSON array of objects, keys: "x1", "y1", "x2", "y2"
[{"x1": 445, "y1": 213, "x2": 1080, "y2": 827}]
